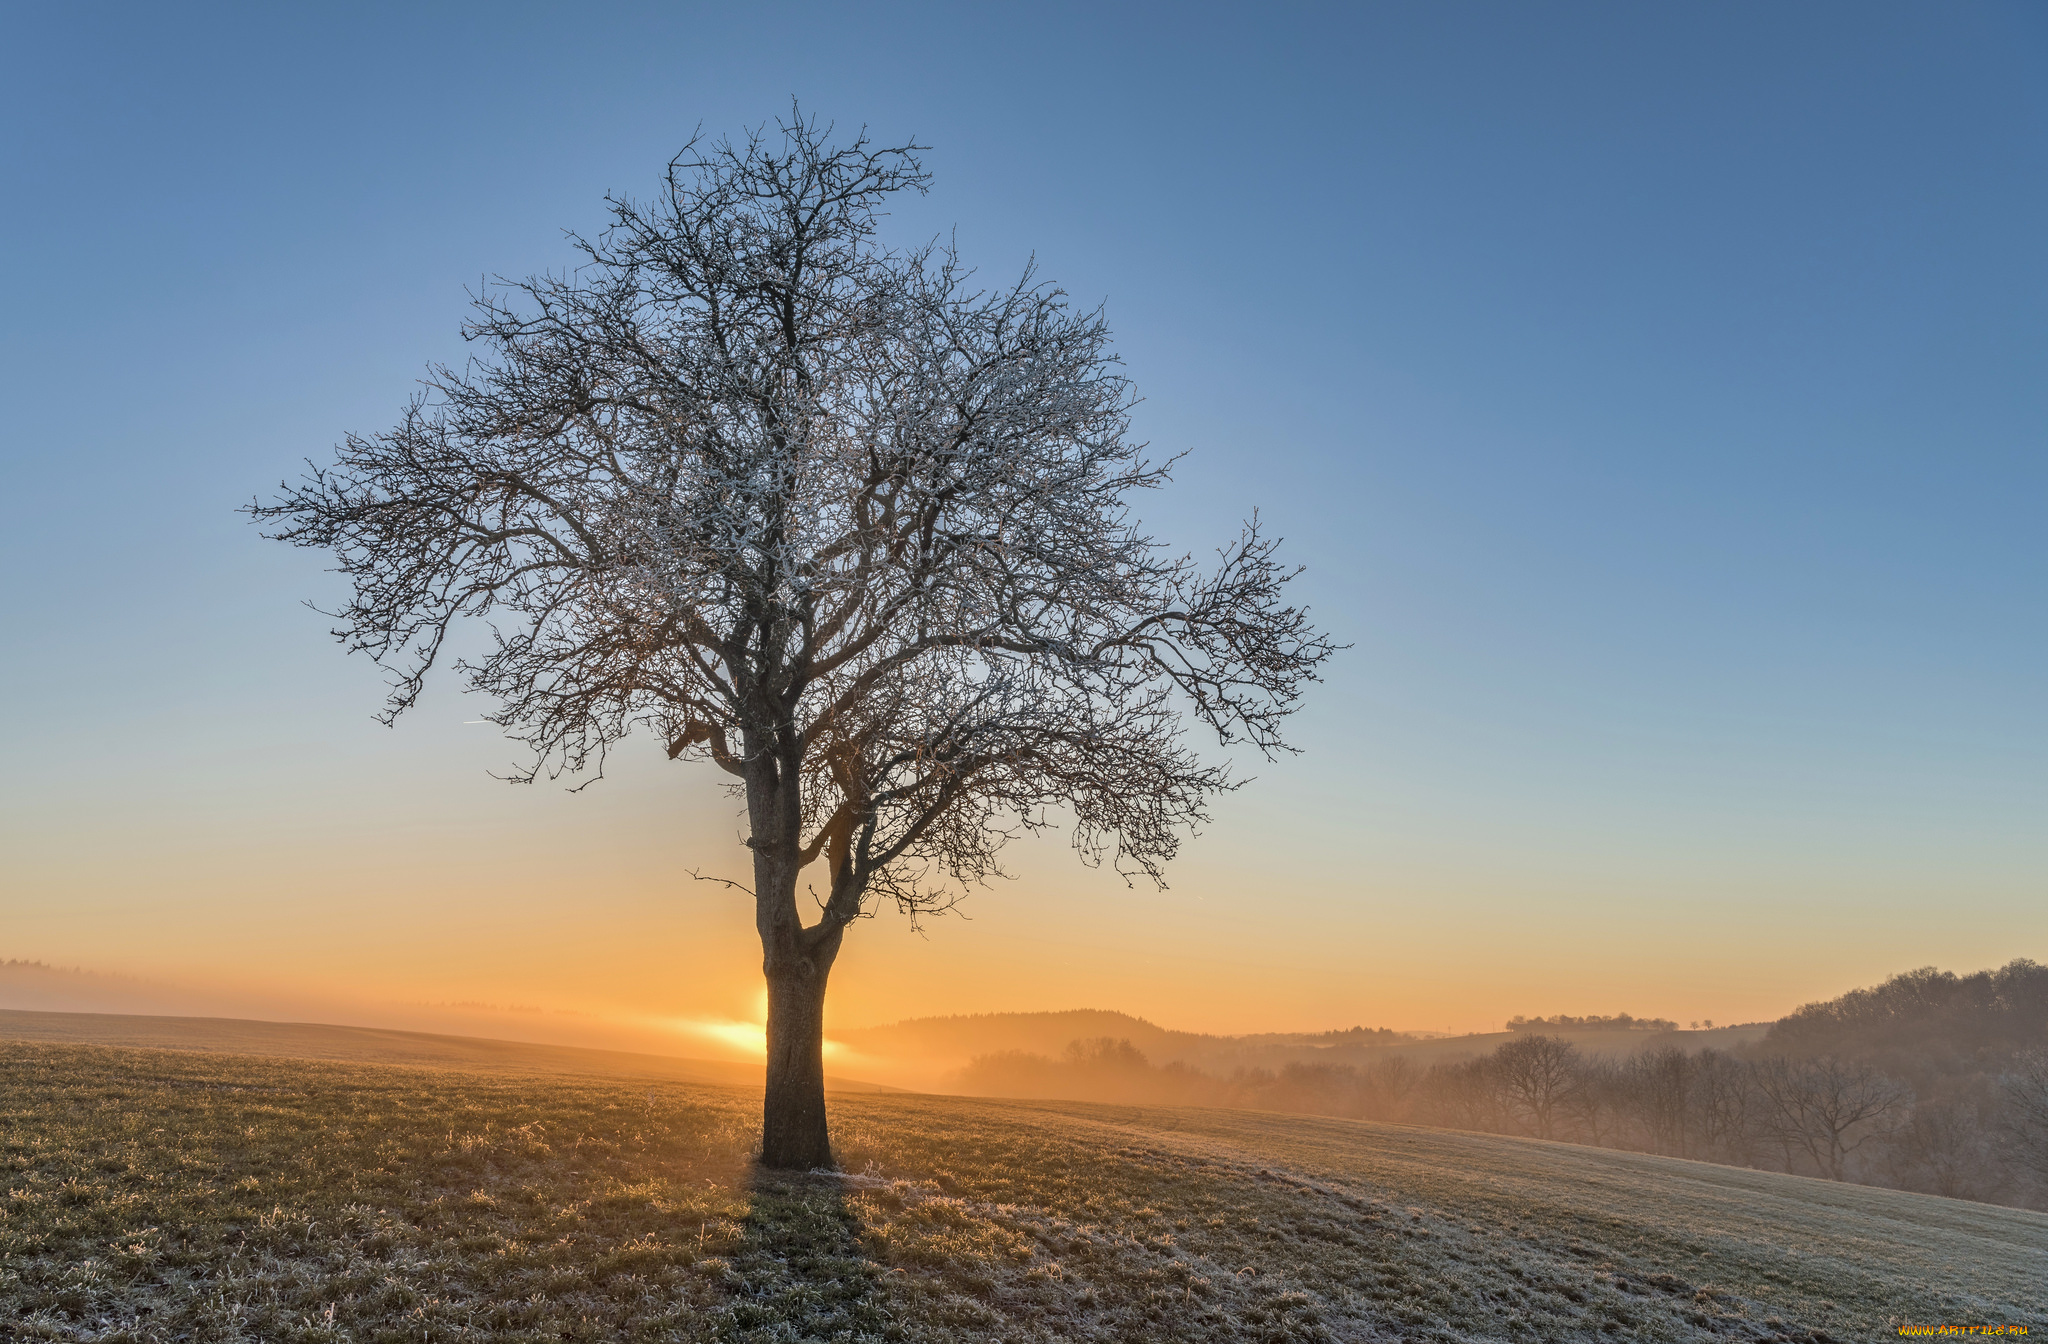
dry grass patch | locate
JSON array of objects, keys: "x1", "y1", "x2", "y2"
[{"x1": 2, "y1": 1041, "x2": 2041, "y2": 1342}]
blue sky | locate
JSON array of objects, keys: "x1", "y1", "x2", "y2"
[{"x1": 2, "y1": 2, "x2": 2042, "y2": 1034}]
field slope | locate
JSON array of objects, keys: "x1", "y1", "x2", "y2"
[
  {"x1": 0, "y1": 1036, "x2": 2039, "y2": 1343},
  {"x1": 0, "y1": 1008, "x2": 896, "y2": 1092}
]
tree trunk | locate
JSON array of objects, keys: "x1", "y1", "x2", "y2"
[
  {"x1": 747, "y1": 744, "x2": 852, "y2": 1170},
  {"x1": 760, "y1": 950, "x2": 835, "y2": 1169}
]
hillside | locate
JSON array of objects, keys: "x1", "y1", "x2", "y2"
[
  {"x1": 836, "y1": 1009, "x2": 1769, "y2": 1088},
  {"x1": 3, "y1": 1031, "x2": 2039, "y2": 1341},
  {"x1": 833, "y1": 1009, "x2": 1227, "y2": 1081},
  {"x1": 0, "y1": 1008, "x2": 897, "y2": 1092},
  {"x1": 1761, "y1": 959, "x2": 2048, "y2": 1082},
  {"x1": 0, "y1": 961, "x2": 763, "y2": 1062}
]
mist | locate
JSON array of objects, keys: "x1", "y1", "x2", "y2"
[{"x1": 0, "y1": 959, "x2": 774, "y2": 1064}]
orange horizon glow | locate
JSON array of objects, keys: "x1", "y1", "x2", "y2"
[{"x1": 5, "y1": 716, "x2": 2038, "y2": 1053}]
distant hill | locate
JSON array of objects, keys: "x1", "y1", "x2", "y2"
[
  {"x1": 835, "y1": 1008, "x2": 1769, "y2": 1087},
  {"x1": 834, "y1": 1009, "x2": 1224, "y2": 1068},
  {"x1": 0, "y1": 1008, "x2": 897, "y2": 1092},
  {"x1": 1760, "y1": 958, "x2": 2048, "y2": 1085},
  {"x1": 0, "y1": 959, "x2": 232, "y2": 1017},
  {"x1": 834, "y1": 1009, "x2": 1429, "y2": 1083},
  {"x1": 0, "y1": 959, "x2": 759, "y2": 1064},
  {"x1": 927, "y1": 959, "x2": 2048, "y2": 1211}
]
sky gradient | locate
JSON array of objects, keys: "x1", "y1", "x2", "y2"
[{"x1": 3, "y1": 1, "x2": 2044, "y2": 1044}]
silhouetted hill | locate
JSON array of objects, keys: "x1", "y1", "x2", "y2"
[
  {"x1": 837, "y1": 1009, "x2": 1769, "y2": 1086},
  {"x1": 1758, "y1": 958, "x2": 2048, "y2": 1088},
  {"x1": 834, "y1": 1009, "x2": 1221, "y2": 1068}
]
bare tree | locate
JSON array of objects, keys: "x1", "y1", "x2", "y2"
[
  {"x1": 1422, "y1": 1057, "x2": 1502, "y2": 1133},
  {"x1": 1690, "y1": 1049, "x2": 1758, "y2": 1167},
  {"x1": 1560, "y1": 1054, "x2": 1626, "y2": 1147},
  {"x1": 1626, "y1": 1046, "x2": 1699, "y2": 1157},
  {"x1": 1886, "y1": 1095, "x2": 1995, "y2": 1201},
  {"x1": 1490, "y1": 1035, "x2": 1580, "y2": 1140},
  {"x1": 1360, "y1": 1052, "x2": 1421, "y2": 1122},
  {"x1": 248, "y1": 112, "x2": 1335, "y2": 1168},
  {"x1": 1997, "y1": 1050, "x2": 2048, "y2": 1192},
  {"x1": 1750, "y1": 1056, "x2": 1909, "y2": 1181}
]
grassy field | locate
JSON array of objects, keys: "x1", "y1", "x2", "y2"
[
  {"x1": 0, "y1": 1010, "x2": 896, "y2": 1093},
  {"x1": 1, "y1": 1036, "x2": 2041, "y2": 1343}
]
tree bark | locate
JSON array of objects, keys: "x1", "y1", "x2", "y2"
[{"x1": 759, "y1": 927, "x2": 842, "y2": 1170}]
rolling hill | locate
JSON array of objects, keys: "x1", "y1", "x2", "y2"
[
  {"x1": 834, "y1": 1008, "x2": 1773, "y2": 1091},
  {"x1": 1, "y1": 1016, "x2": 2037, "y2": 1341},
  {"x1": 0, "y1": 1007, "x2": 896, "y2": 1092}
]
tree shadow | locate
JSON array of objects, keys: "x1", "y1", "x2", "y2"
[{"x1": 718, "y1": 1166, "x2": 895, "y2": 1342}]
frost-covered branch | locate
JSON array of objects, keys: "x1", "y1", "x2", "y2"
[{"x1": 250, "y1": 108, "x2": 1337, "y2": 957}]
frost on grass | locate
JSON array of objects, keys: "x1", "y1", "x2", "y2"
[
  {"x1": 0, "y1": 1044, "x2": 758, "y2": 1342},
  {"x1": 2, "y1": 1042, "x2": 2041, "y2": 1342}
]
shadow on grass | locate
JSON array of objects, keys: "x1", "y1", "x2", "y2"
[{"x1": 719, "y1": 1166, "x2": 898, "y2": 1343}]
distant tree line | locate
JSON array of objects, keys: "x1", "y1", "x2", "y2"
[
  {"x1": 955, "y1": 960, "x2": 2048, "y2": 1210},
  {"x1": 1248, "y1": 1025, "x2": 1409, "y2": 1046},
  {"x1": 1505, "y1": 1012, "x2": 1677, "y2": 1032}
]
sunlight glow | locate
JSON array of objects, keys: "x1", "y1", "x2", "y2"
[
  {"x1": 665, "y1": 1017, "x2": 766, "y2": 1059},
  {"x1": 652, "y1": 1014, "x2": 851, "y2": 1063}
]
